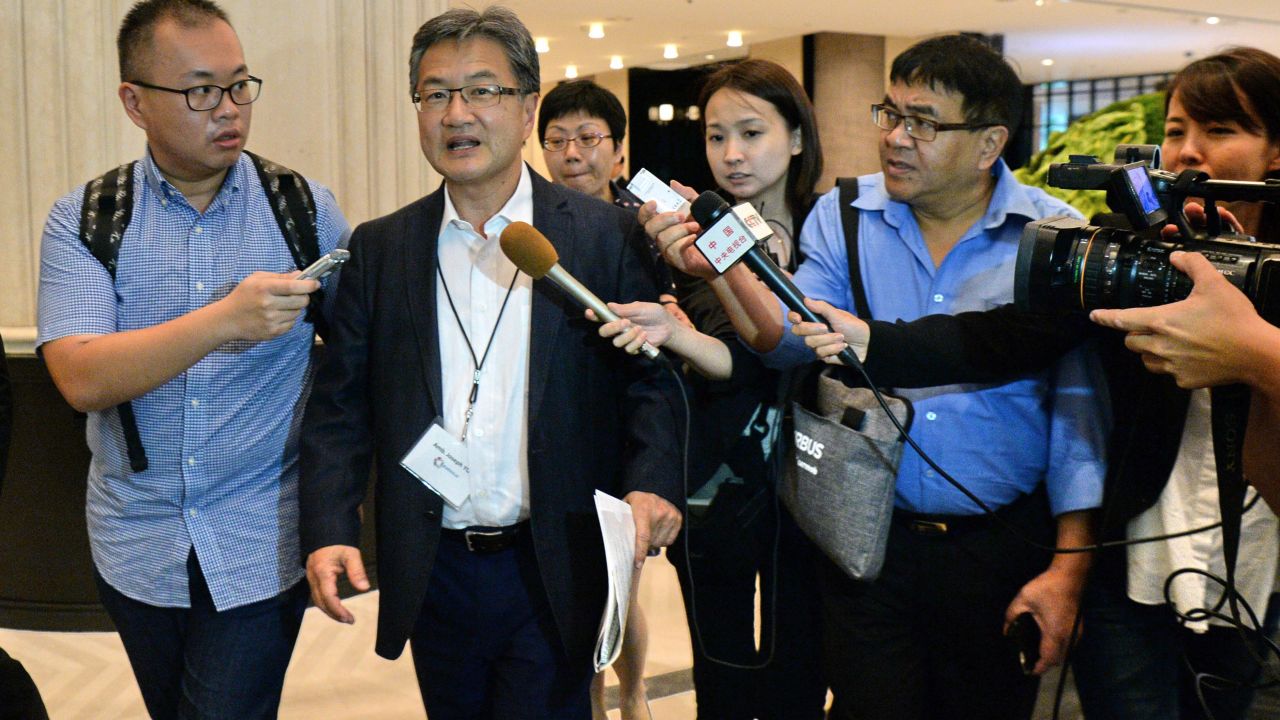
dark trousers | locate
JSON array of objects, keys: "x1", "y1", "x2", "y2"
[
  {"x1": 821, "y1": 490, "x2": 1054, "y2": 720},
  {"x1": 94, "y1": 550, "x2": 308, "y2": 720},
  {"x1": 668, "y1": 489, "x2": 827, "y2": 720},
  {"x1": 409, "y1": 528, "x2": 592, "y2": 720},
  {"x1": 0, "y1": 647, "x2": 48, "y2": 720},
  {"x1": 1073, "y1": 575, "x2": 1265, "y2": 720}
]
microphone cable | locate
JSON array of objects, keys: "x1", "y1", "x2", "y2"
[{"x1": 661, "y1": 355, "x2": 783, "y2": 671}]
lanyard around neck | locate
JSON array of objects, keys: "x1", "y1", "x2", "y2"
[{"x1": 437, "y1": 260, "x2": 520, "y2": 441}]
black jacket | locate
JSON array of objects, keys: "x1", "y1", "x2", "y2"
[{"x1": 299, "y1": 170, "x2": 683, "y2": 662}]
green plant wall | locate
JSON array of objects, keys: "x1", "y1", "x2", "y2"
[{"x1": 1015, "y1": 92, "x2": 1166, "y2": 218}]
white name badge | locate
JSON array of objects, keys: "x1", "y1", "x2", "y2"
[{"x1": 400, "y1": 422, "x2": 470, "y2": 509}]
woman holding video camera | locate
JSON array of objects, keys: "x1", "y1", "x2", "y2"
[{"x1": 1065, "y1": 46, "x2": 1280, "y2": 720}]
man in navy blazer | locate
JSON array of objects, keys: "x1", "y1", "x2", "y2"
[{"x1": 298, "y1": 7, "x2": 682, "y2": 719}]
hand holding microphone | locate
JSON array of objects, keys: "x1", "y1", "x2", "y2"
[
  {"x1": 686, "y1": 191, "x2": 864, "y2": 369},
  {"x1": 499, "y1": 221, "x2": 662, "y2": 361}
]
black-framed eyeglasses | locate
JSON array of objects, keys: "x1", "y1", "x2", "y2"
[
  {"x1": 129, "y1": 76, "x2": 263, "y2": 112},
  {"x1": 541, "y1": 133, "x2": 613, "y2": 152},
  {"x1": 412, "y1": 84, "x2": 525, "y2": 112},
  {"x1": 870, "y1": 103, "x2": 1000, "y2": 142}
]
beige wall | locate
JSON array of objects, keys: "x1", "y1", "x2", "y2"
[
  {"x1": 749, "y1": 35, "x2": 804, "y2": 86},
  {"x1": 1, "y1": 0, "x2": 448, "y2": 332},
  {"x1": 811, "y1": 32, "x2": 887, "y2": 191}
]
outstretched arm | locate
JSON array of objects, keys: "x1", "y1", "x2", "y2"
[
  {"x1": 591, "y1": 301, "x2": 733, "y2": 380},
  {"x1": 1091, "y1": 251, "x2": 1280, "y2": 512}
]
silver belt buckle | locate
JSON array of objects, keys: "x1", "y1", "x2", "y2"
[{"x1": 464, "y1": 528, "x2": 503, "y2": 552}]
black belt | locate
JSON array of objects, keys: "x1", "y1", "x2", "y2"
[
  {"x1": 893, "y1": 509, "x2": 993, "y2": 536},
  {"x1": 893, "y1": 487, "x2": 1047, "y2": 537},
  {"x1": 441, "y1": 522, "x2": 527, "y2": 553}
]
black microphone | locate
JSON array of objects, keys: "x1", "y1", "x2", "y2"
[{"x1": 689, "y1": 191, "x2": 862, "y2": 368}]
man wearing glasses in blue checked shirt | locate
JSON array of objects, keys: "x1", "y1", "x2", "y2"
[{"x1": 35, "y1": 1, "x2": 349, "y2": 717}]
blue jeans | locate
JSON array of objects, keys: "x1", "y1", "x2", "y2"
[
  {"x1": 94, "y1": 550, "x2": 309, "y2": 720},
  {"x1": 1073, "y1": 575, "x2": 1263, "y2": 720}
]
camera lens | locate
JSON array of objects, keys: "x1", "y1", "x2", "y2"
[{"x1": 1016, "y1": 218, "x2": 1194, "y2": 314}]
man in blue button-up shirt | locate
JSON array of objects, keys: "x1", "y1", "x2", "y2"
[
  {"x1": 647, "y1": 35, "x2": 1108, "y2": 720},
  {"x1": 35, "y1": 2, "x2": 348, "y2": 718}
]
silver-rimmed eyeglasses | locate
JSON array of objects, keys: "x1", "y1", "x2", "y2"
[
  {"x1": 541, "y1": 133, "x2": 613, "y2": 152},
  {"x1": 412, "y1": 84, "x2": 524, "y2": 113}
]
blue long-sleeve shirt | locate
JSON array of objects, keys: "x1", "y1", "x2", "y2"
[{"x1": 765, "y1": 161, "x2": 1109, "y2": 516}]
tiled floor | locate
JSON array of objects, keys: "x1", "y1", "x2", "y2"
[
  {"x1": 0, "y1": 557, "x2": 694, "y2": 720},
  {"x1": 3, "y1": 555, "x2": 1277, "y2": 719}
]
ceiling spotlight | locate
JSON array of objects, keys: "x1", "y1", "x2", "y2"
[
  {"x1": 1206, "y1": 16, "x2": 1220, "y2": 25},
  {"x1": 1041, "y1": 58, "x2": 1055, "y2": 66},
  {"x1": 659, "y1": 103, "x2": 674, "y2": 122},
  {"x1": 727, "y1": 31, "x2": 743, "y2": 48},
  {"x1": 1034, "y1": 0, "x2": 1045, "y2": 6},
  {"x1": 535, "y1": 37, "x2": 550, "y2": 53},
  {"x1": 705, "y1": 54, "x2": 716, "y2": 60},
  {"x1": 565, "y1": 65, "x2": 578, "y2": 79},
  {"x1": 664, "y1": 44, "x2": 678, "y2": 59},
  {"x1": 610, "y1": 56, "x2": 624, "y2": 70},
  {"x1": 588, "y1": 22, "x2": 604, "y2": 39}
]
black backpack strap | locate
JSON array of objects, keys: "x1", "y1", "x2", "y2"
[
  {"x1": 246, "y1": 151, "x2": 329, "y2": 339},
  {"x1": 836, "y1": 177, "x2": 872, "y2": 320},
  {"x1": 79, "y1": 162, "x2": 149, "y2": 473},
  {"x1": 79, "y1": 162, "x2": 136, "y2": 279}
]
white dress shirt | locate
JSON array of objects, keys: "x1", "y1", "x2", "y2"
[
  {"x1": 1127, "y1": 389, "x2": 1280, "y2": 631},
  {"x1": 436, "y1": 166, "x2": 534, "y2": 529}
]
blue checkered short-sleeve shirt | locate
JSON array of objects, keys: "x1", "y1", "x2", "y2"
[{"x1": 37, "y1": 149, "x2": 349, "y2": 610}]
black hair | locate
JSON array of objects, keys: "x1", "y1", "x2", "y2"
[
  {"x1": 697, "y1": 58, "x2": 824, "y2": 223},
  {"x1": 118, "y1": 0, "x2": 230, "y2": 82},
  {"x1": 537, "y1": 80, "x2": 627, "y2": 144},
  {"x1": 409, "y1": 6, "x2": 539, "y2": 98},
  {"x1": 1167, "y1": 47, "x2": 1280, "y2": 144},
  {"x1": 889, "y1": 34, "x2": 1023, "y2": 138},
  {"x1": 1168, "y1": 46, "x2": 1280, "y2": 236}
]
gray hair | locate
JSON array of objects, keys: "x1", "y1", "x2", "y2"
[{"x1": 408, "y1": 6, "x2": 540, "y2": 98}]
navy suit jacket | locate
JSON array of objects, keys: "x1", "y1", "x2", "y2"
[{"x1": 299, "y1": 169, "x2": 682, "y2": 662}]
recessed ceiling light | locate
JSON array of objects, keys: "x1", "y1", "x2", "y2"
[
  {"x1": 565, "y1": 65, "x2": 578, "y2": 79},
  {"x1": 1206, "y1": 16, "x2": 1220, "y2": 25},
  {"x1": 1041, "y1": 58, "x2": 1055, "y2": 66},
  {"x1": 659, "y1": 104, "x2": 674, "y2": 122},
  {"x1": 664, "y1": 44, "x2": 678, "y2": 59},
  {"x1": 705, "y1": 54, "x2": 715, "y2": 60},
  {"x1": 535, "y1": 37, "x2": 550, "y2": 53},
  {"x1": 588, "y1": 22, "x2": 604, "y2": 39},
  {"x1": 610, "y1": 56, "x2": 624, "y2": 70},
  {"x1": 727, "y1": 31, "x2": 743, "y2": 48}
]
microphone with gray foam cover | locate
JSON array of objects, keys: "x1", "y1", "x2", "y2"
[{"x1": 500, "y1": 221, "x2": 661, "y2": 361}]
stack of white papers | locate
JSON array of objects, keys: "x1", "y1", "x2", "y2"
[{"x1": 592, "y1": 490, "x2": 637, "y2": 672}]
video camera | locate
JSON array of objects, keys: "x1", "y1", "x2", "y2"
[{"x1": 1014, "y1": 144, "x2": 1280, "y2": 324}]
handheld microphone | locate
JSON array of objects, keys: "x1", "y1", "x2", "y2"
[
  {"x1": 499, "y1": 221, "x2": 662, "y2": 361},
  {"x1": 689, "y1": 191, "x2": 861, "y2": 368}
]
